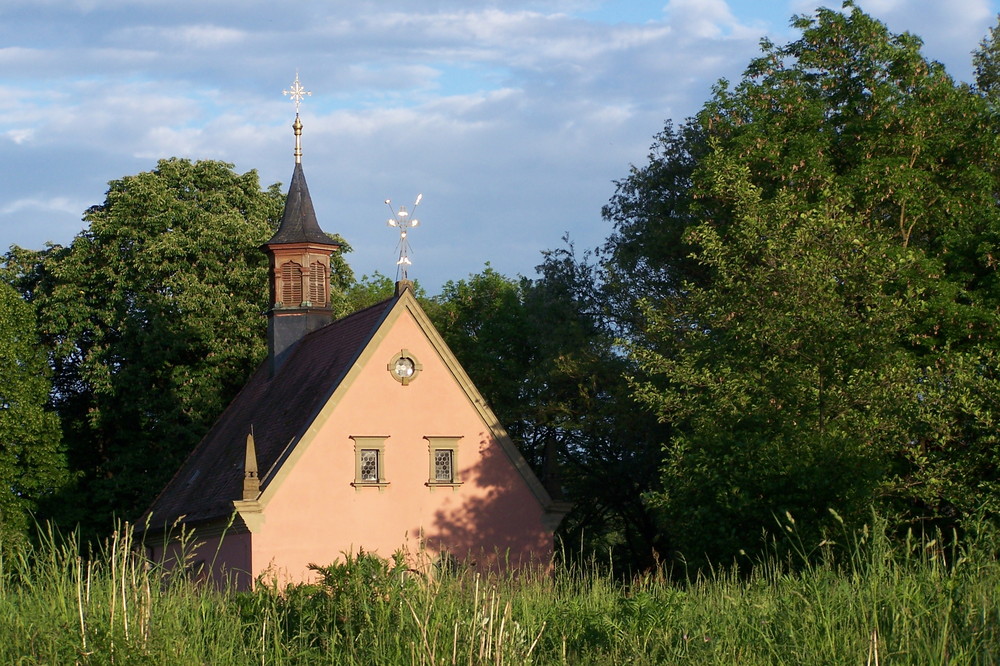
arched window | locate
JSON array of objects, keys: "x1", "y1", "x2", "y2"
[
  {"x1": 280, "y1": 261, "x2": 303, "y2": 305},
  {"x1": 309, "y1": 261, "x2": 328, "y2": 306}
]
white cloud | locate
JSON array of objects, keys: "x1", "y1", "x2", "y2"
[
  {"x1": 134, "y1": 126, "x2": 206, "y2": 160},
  {"x1": 864, "y1": 0, "x2": 994, "y2": 42},
  {"x1": 112, "y1": 24, "x2": 247, "y2": 49},
  {"x1": 0, "y1": 46, "x2": 41, "y2": 64},
  {"x1": 0, "y1": 0, "x2": 996, "y2": 287},
  {"x1": 664, "y1": 0, "x2": 745, "y2": 39},
  {"x1": 175, "y1": 24, "x2": 246, "y2": 48},
  {"x1": 1, "y1": 196, "x2": 83, "y2": 216},
  {"x1": 5, "y1": 129, "x2": 34, "y2": 144}
]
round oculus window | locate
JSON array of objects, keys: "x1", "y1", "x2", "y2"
[
  {"x1": 388, "y1": 351, "x2": 421, "y2": 384},
  {"x1": 394, "y1": 356, "x2": 415, "y2": 379}
]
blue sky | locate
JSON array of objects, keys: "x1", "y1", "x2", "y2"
[{"x1": 1, "y1": 0, "x2": 997, "y2": 291}]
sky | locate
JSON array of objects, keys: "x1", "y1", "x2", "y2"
[{"x1": 2, "y1": 0, "x2": 998, "y2": 293}]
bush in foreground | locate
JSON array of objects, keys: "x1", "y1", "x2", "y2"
[{"x1": 0, "y1": 516, "x2": 998, "y2": 663}]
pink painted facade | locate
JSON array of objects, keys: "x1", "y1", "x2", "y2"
[
  {"x1": 242, "y1": 297, "x2": 555, "y2": 582},
  {"x1": 148, "y1": 531, "x2": 253, "y2": 590},
  {"x1": 140, "y1": 139, "x2": 564, "y2": 588},
  {"x1": 143, "y1": 289, "x2": 564, "y2": 588}
]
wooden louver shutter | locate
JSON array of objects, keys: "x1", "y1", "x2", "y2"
[
  {"x1": 309, "y1": 261, "x2": 327, "y2": 306},
  {"x1": 281, "y1": 261, "x2": 303, "y2": 305}
]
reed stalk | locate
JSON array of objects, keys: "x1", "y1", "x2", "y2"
[{"x1": 0, "y1": 516, "x2": 997, "y2": 663}]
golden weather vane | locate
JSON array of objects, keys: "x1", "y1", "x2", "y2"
[
  {"x1": 283, "y1": 72, "x2": 312, "y2": 114},
  {"x1": 282, "y1": 73, "x2": 312, "y2": 164}
]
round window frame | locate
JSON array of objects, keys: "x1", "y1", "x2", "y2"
[{"x1": 387, "y1": 349, "x2": 423, "y2": 385}]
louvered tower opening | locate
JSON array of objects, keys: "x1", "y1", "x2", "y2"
[
  {"x1": 280, "y1": 261, "x2": 303, "y2": 306},
  {"x1": 309, "y1": 261, "x2": 328, "y2": 306}
]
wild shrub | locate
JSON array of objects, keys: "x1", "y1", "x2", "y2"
[{"x1": 249, "y1": 549, "x2": 416, "y2": 657}]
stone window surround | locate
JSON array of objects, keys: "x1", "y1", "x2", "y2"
[
  {"x1": 425, "y1": 436, "x2": 463, "y2": 488},
  {"x1": 350, "y1": 436, "x2": 389, "y2": 489},
  {"x1": 387, "y1": 349, "x2": 423, "y2": 385}
]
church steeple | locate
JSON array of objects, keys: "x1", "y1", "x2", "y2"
[{"x1": 264, "y1": 75, "x2": 340, "y2": 374}]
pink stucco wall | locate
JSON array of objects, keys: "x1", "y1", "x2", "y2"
[
  {"x1": 147, "y1": 529, "x2": 253, "y2": 589},
  {"x1": 245, "y1": 308, "x2": 552, "y2": 584}
]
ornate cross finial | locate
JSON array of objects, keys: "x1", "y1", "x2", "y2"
[
  {"x1": 283, "y1": 72, "x2": 312, "y2": 114},
  {"x1": 283, "y1": 73, "x2": 312, "y2": 164},
  {"x1": 385, "y1": 194, "x2": 423, "y2": 281}
]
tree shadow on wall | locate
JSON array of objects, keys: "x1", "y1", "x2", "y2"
[{"x1": 412, "y1": 432, "x2": 553, "y2": 573}]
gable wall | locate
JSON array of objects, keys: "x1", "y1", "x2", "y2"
[
  {"x1": 246, "y1": 307, "x2": 551, "y2": 582},
  {"x1": 147, "y1": 529, "x2": 253, "y2": 589}
]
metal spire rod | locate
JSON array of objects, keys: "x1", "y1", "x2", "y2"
[
  {"x1": 283, "y1": 72, "x2": 312, "y2": 164},
  {"x1": 385, "y1": 194, "x2": 423, "y2": 281}
]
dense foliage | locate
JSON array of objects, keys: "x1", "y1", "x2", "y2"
[
  {"x1": 3, "y1": 159, "x2": 352, "y2": 535},
  {"x1": 0, "y1": 282, "x2": 68, "y2": 541},
  {"x1": 428, "y1": 257, "x2": 670, "y2": 569},
  {"x1": 975, "y1": 13, "x2": 1000, "y2": 102},
  {"x1": 604, "y1": 3, "x2": 1000, "y2": 565}
]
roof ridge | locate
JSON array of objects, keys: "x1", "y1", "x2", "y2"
[
  {"x1": 139, "y1": 293, "x2": 404, "y2": 531},
  {"x1": 255, "y1": 295, "x2": 400, "y2": 486}
]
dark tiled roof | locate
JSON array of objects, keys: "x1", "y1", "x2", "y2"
[
  {"x1": 266, "y1": 163, "x2": 339, "y2": 246},
  {"x1": 141, "y1": 296, "x2": 397, "y2": 530}
]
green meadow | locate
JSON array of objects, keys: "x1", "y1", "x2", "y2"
[{"x1": 2, "y1": 515, "x2": 998, "y2": 664}]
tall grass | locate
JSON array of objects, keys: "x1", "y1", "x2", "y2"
[{"x1": 1, "y1": 514, "x2": 997, "y2": 664}]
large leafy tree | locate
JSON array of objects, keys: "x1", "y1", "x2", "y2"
[
  {"x1": 6, "y1": 158, "x2": 353, "y2": 534},
  {"x1": 600, "y1": 120, "x2": 707, "y2": 338},
  {"x1": 630, "y1": 155, "x2": 919, "y2": 563},
  {"x1": 429, "y1": 257, "x2": 670, "y2": 570},
  {"x1": 0, "y1": 282, "x2": 68, "y2": 541},
  {"x1": 974, "y1": 13, "x2": 1000, "y2": 101},
  {"x1": 605, "y1": 3, "x2": 1000, "y2": 565}
]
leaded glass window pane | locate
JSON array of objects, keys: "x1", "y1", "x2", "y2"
[
  {"x1": 434, "y1": 449, "x2": 453, "y2": 482},
  {"x1": 360, "y1": 449, "x2": 379, "y2": 482}
]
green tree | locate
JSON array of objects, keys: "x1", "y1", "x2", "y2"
[
  {"x1": 343, "y1": 272, "x2": 396, "y2": 312},
  {"x1": 429, "y1": 258, "x2": 670, "y2": 570},
  {"x1": 428, "y1": 267, "x2": 536, "y2": 441},
  {"x1": 600, "y1": 121, "x2": 707, "y2": 337},
  {"x1": 630, "y1": 154, "x2": 918, "y2": 563},
  {"x1": 974, "y1": 14, "x2": 1000, "y2": 101},
  {"x1": 340, "y1": 272, "x2": 430, "y2": 313},
  {"x1": 605, "y1": 2, "x2": 1000, "y2": 565},
  {"x1": 0, "y1": 282, "x2": 68, "y2": 541},
  {"x1": 528, "y1": 248, "x2": 671, "y2": 568},
  {"x1": 6, "y1": 158, "x2": 353, "y2": 534}
]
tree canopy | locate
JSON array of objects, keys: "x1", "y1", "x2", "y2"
[
  {"x1": 974, "y1": 13, "x2": 1000, "y2": 102},
  {"x1": 5, "y1": 158, "x2": 354, "y2": 534},
  {"x1": 603, "y1": 1, "x2": 1000, "y2": 564},
  {"x1": 428, "y1": 255, "x2": 671, "y2": 568},
  {"x1": 3, "y1": 3, "x2": 999, "y2": 576},
  {"x1": 0, "y1": 282, "x2": 68, "y2": 541}
]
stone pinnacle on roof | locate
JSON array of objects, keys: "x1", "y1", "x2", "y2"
[{"x1": 243, "y1": 432, "x2": 260, "y2": 501}]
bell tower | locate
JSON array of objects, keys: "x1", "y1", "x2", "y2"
[{"x1": 264, "y1": 75, "x2": 340, "y2": 374}]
